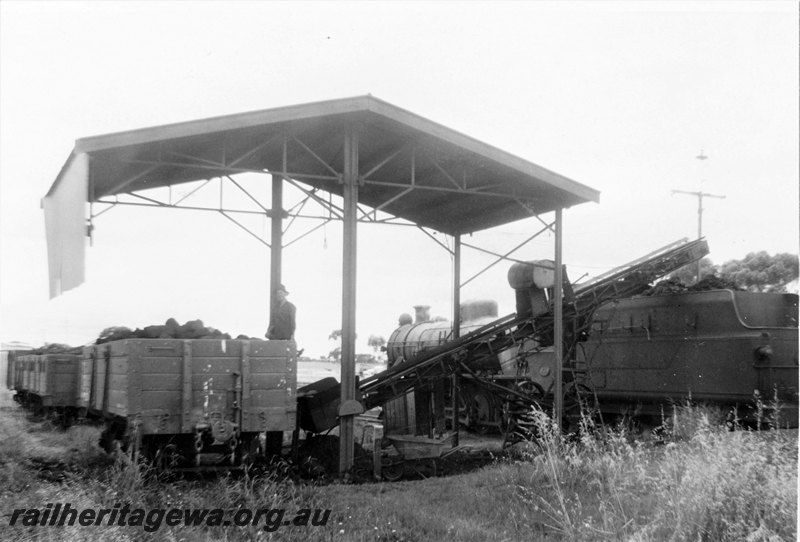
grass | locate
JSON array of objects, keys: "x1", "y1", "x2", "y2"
[
  {"x1": 501, "y1": 402, "x2": 798, "y2": 541},
  {"x1": 0, "y1": 393, "x2": 796, "y2": 542}
]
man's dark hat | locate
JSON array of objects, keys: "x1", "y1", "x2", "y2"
[{"x1": 276, "y1": 284, "x2": 289, "y2": 294}]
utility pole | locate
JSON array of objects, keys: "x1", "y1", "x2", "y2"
[{"x1": 672, "y1": 151, "x2": 725, "y2": 282}]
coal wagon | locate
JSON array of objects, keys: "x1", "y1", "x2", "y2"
[
  {"x1": 8, "y1": 351, "x2": 83, "y2": 424},
  {"x1": 82, "y1": 338, "x2": 297, "y2": 469}
]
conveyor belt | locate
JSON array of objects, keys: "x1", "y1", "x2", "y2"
[
  {"x1": 360, "y1": 237, "x2": 709, "y2": 409},
  {"x1": 360, "y1": 313, "x2": 534, "y2": 408}
]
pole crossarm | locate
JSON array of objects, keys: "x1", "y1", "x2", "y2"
[
  {"x1": 671, "y1": 189, "x2": 726, "y2": 200},
  {"x1": 671, "y1": 189, "x2": 725, "y2": 281}
]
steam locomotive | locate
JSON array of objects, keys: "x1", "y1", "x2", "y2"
[{"x1": 383, "y1": 265, "x2": 799, "y2": 434}]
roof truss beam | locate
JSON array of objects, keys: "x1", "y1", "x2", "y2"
[{"x1": 460, "y1": 221, "x2": 554, "y2": 288}]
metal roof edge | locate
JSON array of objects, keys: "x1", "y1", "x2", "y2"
[
  {"x1": 363, "y1": 96, "x2": 600, "y2": 203},
  {"x1": 69, "y1": 94, "x2": 599, "y2": 204},
  {"x1": 73, "y1": 95, "x2": 375, "y2": 154},
  {"x1": 44, "y1": 150, "x2": 80, "y2": 199}
]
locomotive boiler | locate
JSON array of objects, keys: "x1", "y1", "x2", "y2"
[{"x1": 384, "y1": 260, "x2": 560, "y2": 435}]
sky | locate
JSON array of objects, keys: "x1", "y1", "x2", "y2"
[{"x1": 1, "y1": 1, "x2": 798, "y2": 358}]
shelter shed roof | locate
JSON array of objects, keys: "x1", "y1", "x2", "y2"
[{"x1": 49, "y1": 95, "x2": 599, "y2": 235}]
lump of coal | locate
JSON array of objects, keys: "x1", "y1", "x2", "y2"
[
  {"x1": 96, "y1": 318, "x2": 238, "y2": 343},
  {"x1": 689, "y1": 274, "x2": 741, "y2": 291},
  {"x1": 96, "y1": 326, "x2": 134, "y2": 344},
  {"x1": 643, "y1": 278, "x2": 688, "y2": 296},
  {"x1": 30, "y1": 343, "x2": 81, "y2": 355}
]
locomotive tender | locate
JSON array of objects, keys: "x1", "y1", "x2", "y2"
[{"x1": 578, "y1": 289, "x2": 798, "y2": 426}]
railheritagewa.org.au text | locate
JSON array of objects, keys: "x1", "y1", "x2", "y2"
[{"x1": 8, "y1": 503, "x2": 331, "y2": 532}]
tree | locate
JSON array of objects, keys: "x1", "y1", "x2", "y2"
[
  {"x1": 327, "y1": 329, "x2": 342, "y2": 361},
  {"x1": 367, "y1": 335, "x2": 386, "y2": 352},
  {"x1": 328, "y1": 329, "x2": 357, "y2": 362},
  {"x1": 718, "y1": 252, "x2": 799, "y2": 293}
]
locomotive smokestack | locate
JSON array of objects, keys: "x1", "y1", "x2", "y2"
[{"x1": 413, "y1": 305, "x2": 431, "y2": 323}]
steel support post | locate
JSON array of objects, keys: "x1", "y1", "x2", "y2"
[
  {"x1": 553, "y1": 208, "x2": 564, "y2": 429},
  {"x1": 451, "y1": 234, "x2": 461, "y2": 446},
  {"x1": 265, "y1": 174, "x2": 286, "y2": 456},
  {"x1": 339, "y1": 127, "x2": 359, "y2": 477},
  {"x1": 270, "y1": 174, "x2": 283, "y2": 324}
]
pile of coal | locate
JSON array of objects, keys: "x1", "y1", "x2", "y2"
[
  {"x1": 27, "y1": 343, "x2": 82, "y2": 355},
  {"x1": 643, "y1": 278, "x2": 687, "y2": 296},
  {"x1": 688, "y1": 274, "x2": 741, "y2": 291},
  {"x1": 95, "y1": 318, "x2": 256, "y2": 344},
  {"x1": 643, "y1": 275, "x2": 742, "y2": 296}
]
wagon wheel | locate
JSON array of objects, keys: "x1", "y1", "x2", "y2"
[{"x1": 381, "y1": 457, "x2": 405, "y2": 482}]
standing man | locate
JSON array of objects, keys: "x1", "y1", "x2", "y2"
[{"x1": 266, "y1": 284, "x2": 296, "y2": 340}]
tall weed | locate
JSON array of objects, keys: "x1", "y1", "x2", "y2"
[{"x1": 507, "y1": 404, "x2": 797, "y2": 541}]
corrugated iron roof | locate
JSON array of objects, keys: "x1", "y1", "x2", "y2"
[{"x1": 49, "y1": 95, "x2": 599, "y2": 235}]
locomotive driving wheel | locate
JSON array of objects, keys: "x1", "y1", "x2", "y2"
[
  {"x1": 501, "y1": 380, "x2": 546, "y2": 437},
  {"x1": 514, "y1": 380, "x2": 545, "y2": 403},
  {"x1": 469, "y1": 390, "x2": 498, "y2": 434}
]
